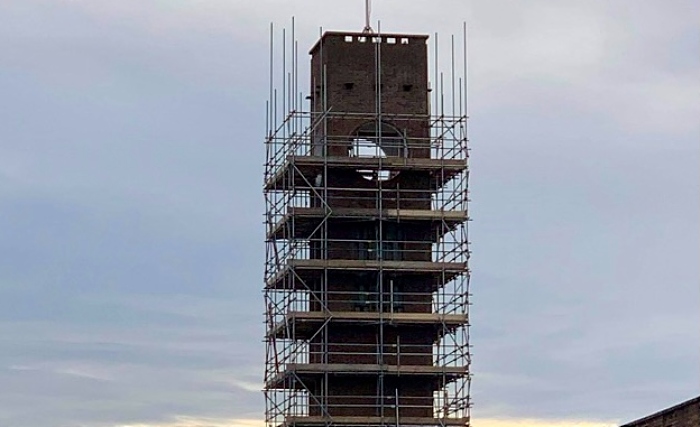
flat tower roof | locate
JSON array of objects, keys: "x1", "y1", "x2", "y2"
[{"x1": 309, "y1": 31, "x2": 429, "y2": 54}]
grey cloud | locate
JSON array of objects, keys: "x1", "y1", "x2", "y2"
[{"x1": 0, "y1": 0, "x2": 698, "y2": 426}]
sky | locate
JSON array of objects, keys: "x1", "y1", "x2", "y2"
[{"x1": 0, "y1": 1, "x2": 698, "y2": 426}]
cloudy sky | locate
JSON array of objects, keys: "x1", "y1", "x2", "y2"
[{"x1": 0, "y1": 1, "x2": 698, "y2": 426}]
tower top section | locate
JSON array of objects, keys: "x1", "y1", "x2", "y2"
[
  {"x1": 309, "y1": 31, "x2": 429, "y2": 55},
  {"x1": 308, "y1": 30, "x2": 430, "y2": 125}
]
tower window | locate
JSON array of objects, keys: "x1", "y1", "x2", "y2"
[
  {"x1": 350, "y1": 121, "x2": 406, "y2": 181},
  {"x1": 344, "y1": 82, "x2": 354, "y2": 90},
  {"x1": 400, "y1": 38, "x2": 409, "y2": 44},
  {"x1": 387, "y1": 37, "x2": 396, "y2": 44},
  {"x1": 344, "y1": 35, "x2": 353, "y2": 42},
  {"x1": 402, "y1": 84, "x2": 413, "y2": 92}
]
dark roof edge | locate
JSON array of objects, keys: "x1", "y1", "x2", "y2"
[
  {"x1": 309, "y1": 31, "x2": 429, "y2": 54},
  {"x1": 620, "y1": 395, "x2": 700, "y2": 426}
]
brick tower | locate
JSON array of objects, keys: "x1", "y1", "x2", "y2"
[{"x1": 265, "y1": 28, "x2": 470, "y2": 427}]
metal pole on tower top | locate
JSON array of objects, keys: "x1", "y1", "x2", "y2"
[{"x1": 363, "y1": 0, "x2": 373, "y2": 33}]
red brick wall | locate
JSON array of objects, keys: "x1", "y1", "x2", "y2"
[
  {"x1": 621, "y1": 397, "x2": 700, "y2": 427},
  {"x1": 306, "y1": 31, "x2": 436, "y2": 419},
  {"x1": 310, "y1": 32, "x2": 430, "y2": 157}
]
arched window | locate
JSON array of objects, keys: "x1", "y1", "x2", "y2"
[{"x1": 350, "y1": 121, "x2": 405, "y2": 181}]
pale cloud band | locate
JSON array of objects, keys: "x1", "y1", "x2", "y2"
[{"x1": 115, "y1": 418, "x2": 619, "y2": 427}]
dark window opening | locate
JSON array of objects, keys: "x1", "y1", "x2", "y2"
[
  {"x1": 344, "y1": 82, "x2": 354, "y2": 90},
  {"x1": 382, "y1": 223, "x2": 402, "y2": 261},
  {"x1": 352, "y1": 282, "x2": 405, "y2": 313},
  {"x1": 402, "y1": 84, "x2": 413, "y2": 92},
  {"x1": 386, "y1": 279, "x2": 405, "y2": 312},
  {"x1": 353, "y1": 283, "x2": 374, "y2": 312},
  {"x1": 349, "y1": 222, "x2": 405, "y2": 261}
]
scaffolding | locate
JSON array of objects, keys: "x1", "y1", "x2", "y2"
[{"x1": 264, "y1": 21, "x2": 471, "y2": 427}]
